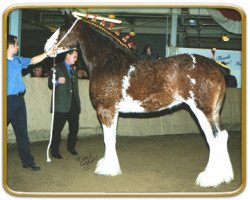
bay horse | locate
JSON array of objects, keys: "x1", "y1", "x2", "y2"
[{"x1": 44, "y1": 14, "x2": 234, "y2": 187}]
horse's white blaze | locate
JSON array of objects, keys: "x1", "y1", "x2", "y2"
[
  {"x1": 44, "y1": 28, "x2": 70, "y2": 56},
  {"x1": 190, "y1": 54, "x2": 197, "y2": 69},
  {"x1": 118, "y1": 65, "x2": 146, "y2": 113},
  {"x1": 44, "y1": 28, "x2": 60, "y2": 52},
  {"x1": 95, "y1": 113, "x2": 121, "y2": 176}
]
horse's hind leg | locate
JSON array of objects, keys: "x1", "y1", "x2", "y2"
[
  {"x1": 94, "y1": 106, "x2": 121, "y2": 176},
  {"x1": 187, "y1": 97, "x2": 234, "y2": 187}
]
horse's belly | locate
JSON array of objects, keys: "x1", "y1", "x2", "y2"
[
  {"x1": 116, "y1": 95, "x2": 182, "y2": 113},
  {"x1": 117, "y1": 95, "x2": 146, "y2": 113}
]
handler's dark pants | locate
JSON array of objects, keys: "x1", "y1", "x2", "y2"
[
  {"x1": 51, "y1": 97, "x2": 79, "y2": 155},
  {"x1": 7, "y1": 95, "x2": 35, "y2": 166}
]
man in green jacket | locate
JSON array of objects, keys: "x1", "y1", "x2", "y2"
[{"x1": 48, "y1": 49, "x2": 81, "y2": 159}]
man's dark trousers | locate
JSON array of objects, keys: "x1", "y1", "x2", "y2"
[
  {"x1": 7, "y1": 95, "x2": 34, "y2": 165},
  {"x1": 51, "y1": 96, "x2": 79, "y2": 155}
]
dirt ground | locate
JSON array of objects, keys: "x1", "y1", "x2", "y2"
[{"x1": 5, "y1": 131, "x2": 242, "y2": 196}]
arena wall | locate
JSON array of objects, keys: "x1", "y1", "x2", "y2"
[{"x1": 7, "y1": 78, "x2": 241, "y2": 143}]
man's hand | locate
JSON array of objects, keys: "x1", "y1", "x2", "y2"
[
  {"x1": 58, "y1": 77, "x2": 65, "y2": 84},
  {"x1": 46, "y1": 47, "x2": 57, "y2": 57}
]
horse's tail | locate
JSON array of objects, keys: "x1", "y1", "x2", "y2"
[{"x1": 212, "y1": 60, "x2": 231, "y2": 76}]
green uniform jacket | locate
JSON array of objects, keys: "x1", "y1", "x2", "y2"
[{"x1": 48, "y1": 62, "x2": 81, "y2": 113}]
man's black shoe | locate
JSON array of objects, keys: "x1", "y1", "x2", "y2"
[
  {"x1": 51, "y1": 153, "x2": 63, "y2": 159},
  {"x1": 68, "y1": 149, "x2": 78, "y2": 155},
  {"x1": 23, "y1": 163, "x2": 41, "y2": 171}
]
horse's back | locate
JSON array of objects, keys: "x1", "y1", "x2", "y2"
[{"x1": 125, "y1": 54, "x2": 225, "y2": 111}]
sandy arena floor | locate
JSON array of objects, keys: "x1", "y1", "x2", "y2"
[{"x1": 6, "y1": 131, "x2": 242, "y2": 196}]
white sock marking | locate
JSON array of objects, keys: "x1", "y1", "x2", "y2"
[
  {"x1": 185, "y1": 93, "x2": 234, "y2": 187},
  {"x1": 196, "y1": 130, "x2": 234, "y2": 187},
  {"x1": 95, "y1": 113, "x2": 121, "y2": 176}
]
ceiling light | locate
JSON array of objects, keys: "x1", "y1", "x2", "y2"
[
  {"x1": 222, "y1": 35, "x2": 230, "y2": 42},
  {"x1": 189, "y1": 19, "x2": 197, "y2": 27}
]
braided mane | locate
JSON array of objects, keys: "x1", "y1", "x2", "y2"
[{"x1": 80, "y1": 18, "x2": 130, "y2": 49}]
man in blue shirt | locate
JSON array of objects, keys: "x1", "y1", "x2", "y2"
[{"x1": 7, "y1": 35, "x2": 54, "y2": 171}]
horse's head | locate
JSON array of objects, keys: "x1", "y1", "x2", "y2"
[{"x1": 44, "y1": 14, "x2": 79, "y2": 56}]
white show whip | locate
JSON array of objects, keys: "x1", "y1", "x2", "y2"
[{"x1": 46, "y1": 56, "x2": 57, "y2": 162}]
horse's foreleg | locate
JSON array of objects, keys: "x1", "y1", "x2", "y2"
[
  {"x1": 188, "y1": 101, "x2": 234, "y2": 187},
  {"x1": 95, "y1": 108, "x2": 121, "y2": 176}
]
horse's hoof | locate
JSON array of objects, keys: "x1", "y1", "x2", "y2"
[
  {"x1": 94, "y1": 158, "x2": 122, "y2": 176},
  {"x1": 196, "y1": 169, "x2": 234, "y2": 187}
]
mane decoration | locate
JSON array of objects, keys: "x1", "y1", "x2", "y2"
[{"x1": 72, "y1": 11, "x2": 135, "y2": 49}]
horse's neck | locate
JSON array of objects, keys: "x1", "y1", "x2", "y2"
[
  {"x1": 77, "y1": 29, "x2": 110, "y2": 76},
  {"x1": 77, "y1": 24, "x2": 137, "y2": 77}
]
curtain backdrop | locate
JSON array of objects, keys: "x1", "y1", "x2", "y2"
[{"x1": 206, "y1": 9, "x2": 241, "y2": 34}]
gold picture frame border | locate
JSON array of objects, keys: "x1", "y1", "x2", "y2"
[{"x1": 2, "y1": 3, "x2": 246, "y2": 197}]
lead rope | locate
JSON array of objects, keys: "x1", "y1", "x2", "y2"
[{"x1": 46, "y1": 56, "x2": 57, "y2": 162}]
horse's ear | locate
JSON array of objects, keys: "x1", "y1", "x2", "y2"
[
  {"x1": 60, "y1": 9, "x2": 73, "y2": 22},
  {"x1": 63, "y1": 10, "x2": 69, "y2": 17},
  {"x1": 60, "y1": 9, "x2": 72, "y2": 16},
  {"x1": 61, "y1": 11, "x2": 75, "y2": 28}
]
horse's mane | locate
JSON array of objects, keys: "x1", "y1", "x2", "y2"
[
  {"x1": 78, "y1": 18, "x2": 135, "y2": 55},
  {"x1": 69, "y1": 16, "x2": 138, "y2": 72}
]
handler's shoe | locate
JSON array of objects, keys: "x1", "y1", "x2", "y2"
[
  {"x1": 68, "y1": 149, "x2": 78, "y2": 155},
  {"x1": 23, "y1": 163, "x2": 41, "y2": 171},
  {"x1": 51, "y1": 153, "x2": 63, "y2": 159}
]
